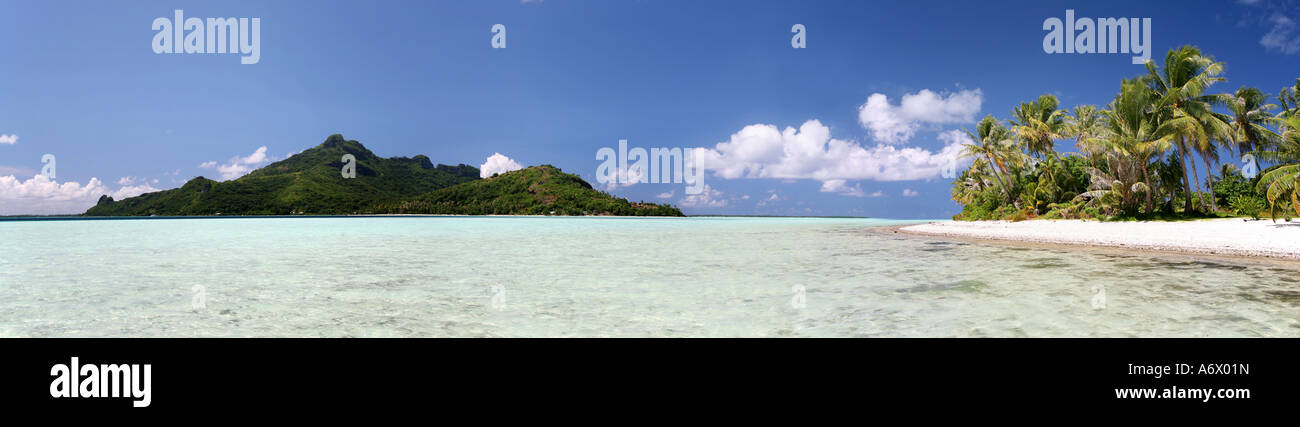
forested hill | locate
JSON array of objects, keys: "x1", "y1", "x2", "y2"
[
  {"x1": 372, "y1": 165, "x2": 684, "y2": 216},
  {"x1": 84, "y1": 135, "x2": 683, "y2": 217},
  {"x1": 84, "y1": 134, "x2": 480, "y2": 215}
]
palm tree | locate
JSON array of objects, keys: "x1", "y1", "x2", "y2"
[
  {"x1": 1085, "y1": 77, "x2": 1175, "y2": 214},
  {"x1": 961, "y1": 115, "x2": 1019, "y2": 204},
  {"x1": 1065, "y1": 105, "x2": 1106, "y2": 168},
  {"x1": 951, "y1": 158, "x2": 992, "y2": 206},
  {"x1": 1208, "y1": 87, "x2": 1282, "y2": 211},
  {"x1": 1010, "y1": 94, "x2": 1068, "y2": 159},
  {"x1": 1255, "y1": 114, "x2": 1300, "y2": 220},
  {"x1": 1193, "y1": 137, "x2": 1225, "y2": 211},
  {"x1": 1221, "y1": 87, "x2": 1281, "y2": 155},
  {"x1": 1278, "y1": 79, "x2": 1300, "y2": 119},
  {"x1": 1145, "y1": 45, "x2": 1233, "y2": 214}
]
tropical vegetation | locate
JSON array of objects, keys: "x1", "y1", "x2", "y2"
[
  {"x1": 85, "y1": 134, "x2": 682, "y2": 217},
  {"x1": 951, "y1": 45, "x2": 1300, "y2": 222},
  {"x1": 372, "y1": 165, "x2": 684, "y2": 216}
]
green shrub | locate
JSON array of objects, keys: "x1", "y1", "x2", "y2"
[{"x1": 1229, "y1": 194, "x2": 1267, "y2": 219}]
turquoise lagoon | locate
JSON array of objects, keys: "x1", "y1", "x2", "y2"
[{"x1": 1, "y1": 216, "x2": 1296, "y2": 337}]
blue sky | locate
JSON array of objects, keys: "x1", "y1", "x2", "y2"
[{"x1": 1, "y1": 0, "x2": 1299, "y2": 217}]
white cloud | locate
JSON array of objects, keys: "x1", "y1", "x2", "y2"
[
  {"x1": 0, "y1": 134, "x2": 17, "y2": 145},
  {"x1": 240, "y1": 146, "x2": 269, "y2": 164},
  {"x1": 857, "y1": 89, "x2": 982, "y2": 143},
  {"x1": 678, "y1": 184, "x2": 726, "y2": 208},
  {"x1": 216, "y1": 164, "x2": 252, "y2": 180},
  {"x1": 656, "y1": 190, "x2": 674, "y2": 199},
  {"x1": 1261, "y1": 13, "x2": 1300, "y2": 54},
  {"x1": 0, "y1": 165, "x2": 34, "y2": 176},
  {"x1": 694, "y1": 120, "x2": 971, "y2": 194},
  {"x1": 199, "y1": 146, "x2": 272, "y2": 181},
  {"x1": 0, "y1": 174, "x2": 160, "y2": 215},
  {"x1": 903, "y1": 188, "x2": 919, "y2": 197},
  {"x1": 601, "y1": 162, "x2": 649, "y2": 191},
  {"x1": 109, "y1": 181, "x2": 161, "y2": 200},
  {"x1": 480, "y1": 152, "x2": 523, "y2": 178},
  {"x1": 819, "y1": 180, "x2": 883, "y2": 198}
]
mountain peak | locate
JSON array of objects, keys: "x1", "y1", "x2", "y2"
[{"x1": 86, "y1": 136, "x2": 480, "y2": 216}]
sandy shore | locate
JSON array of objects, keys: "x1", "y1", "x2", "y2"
[{"x1": 899, "y1": 218, "x2": 1300, "y2": 260}]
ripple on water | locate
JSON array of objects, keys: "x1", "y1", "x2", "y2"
[
  {"x1": 1021, "y1": 257, "x2": 1071, "y2": 269},
  {"x1": 1, "y1": 216, "x2": 1297, "y2": 337},
  {"x1": 898, "y1": 279, "x2": 988, "y2": 293}
]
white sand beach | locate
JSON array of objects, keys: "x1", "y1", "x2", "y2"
[{"x1": 900, "y1": 219, "x2": 1300, "y2": 260}]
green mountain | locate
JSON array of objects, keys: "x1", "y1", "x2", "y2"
[
  {"x1": 372, "y1": 165, "x2": 684, "y2": 216},
  {"x1": 85, "y1": 134, "x2": 479, "y2": 215},
  {"x1": 84, "y1": 134, "x2": 684, "y2": 217}
]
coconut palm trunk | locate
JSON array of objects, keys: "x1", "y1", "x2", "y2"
[
  {"x1": 1188, "y1": 150, "x2": 1208, "y2": 212},
  {"x1": 985, "y1": 154, "x2": 1013, "y2": 203},
  {"x1": 1202, "y1": 155, "x2": 1218, "y2": 212},
  {"x1": 1141, "y1": 162, "x2": 1155, "y2": 214},
  {"x1": 1177, "y1": 140, "x2": 1196, "y2": 214}
]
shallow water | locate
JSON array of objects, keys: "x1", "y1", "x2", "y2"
[{"x1": 1, "y1": 216, "x2": 1297, "y2": 337}]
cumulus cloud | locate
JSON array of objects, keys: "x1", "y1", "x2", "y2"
[
  {"x1": 1261, "y1": 13, "x2": 1300, "y2": 54},
  {"x1": 903, "y1": 188, "x2": 919, "y2": 197},
  {"x1": 819, "y1": 180, "x2": 883, "y2": 198},
  {"x1": 857, "y1": 89, "x2": 982, "y2": 143},
  {"x1": 480, "y1": 152, "x2": 523, "y2": 178},
  {"x1": 199, "y1": 146, "x2": 272, "y2": 181},
  {"x1": 656, "y1": 190, "x2": 674, "y2": 199},
  {"x1": 678, "y1": 184, "x2": 726, "y2": 208},
  {"x1": 0, "y1": 174, "x2": 161, "y2": 215},
  {"x1": 602, "y1": 163, "x2": 648, "y2": 191},
  {"x1": 0, "y1": 134, "x2": 17, "y2": 145},
  {"x1": 109, "y1": 180, "x2": 161, "y2": 200},
  {"x1": 693, "y1": 120, "x2": 971, "y2": 197}
]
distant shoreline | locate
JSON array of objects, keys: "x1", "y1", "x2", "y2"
[
  {"x1": 0, "y1": 214, "x2": 898, "y2": 222},
  {"x1": 0, "y1": 214, "x2": 691, "y2": 222},
  {"x1": 896, "y1": 219, "x2": 1300, "y2": 261}
]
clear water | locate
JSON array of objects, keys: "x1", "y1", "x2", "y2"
[{"x1": 1, "y1": 216, "x2": 1297, "y2": 337}]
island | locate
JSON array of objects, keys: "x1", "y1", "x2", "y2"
[
  {"x1": 84, "y1": 134, "x2": 683, "y2": 217},
  {"x1": 902, "y1": 45, "x2": 1300, "y2": 260}
]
